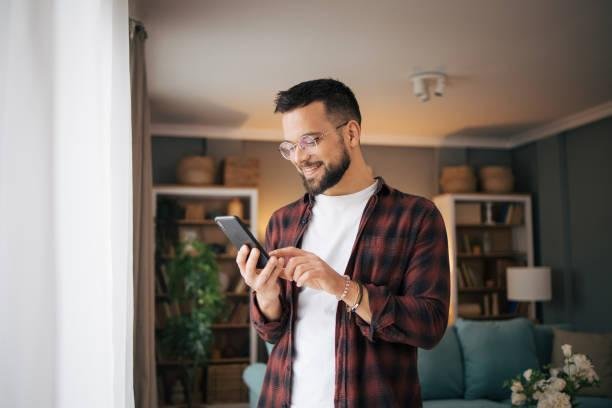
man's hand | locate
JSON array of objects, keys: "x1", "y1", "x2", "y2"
[
  {"x1": 236, "y1": 245, "x2": 284, "y2": 302},
  {"x1": 269, "y1": 246, "x2": 345, "y2": 297}
]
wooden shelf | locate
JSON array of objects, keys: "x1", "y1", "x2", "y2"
[
  {"x1": 156, "y1": 219, "x2": 251, "y2": 226},
  {"x1": 156, "y1": 292, "x2": 248, "y2": 303},
  {"x1": 158, "y1": 357, "x2": 249, "y2": 367},
  {"x1": 224, "y1": 292, "x2": 249, "y2": 298},
  {"x1": 211, "y1": 323, "x2": 250, "y2": 330},
  {"x1": 432, "y1": 193, "x2": 534, "y2": 324},
  {"x1": 153, "y1": 186, "x2": 258, "y2": 404},
  {"x1": 457, "y1": 223, "x2": 524, "y2": 229},
  {"x1": 460, "y1": 313, "x2": 521, "y2": 321},
  {"x1": 161, "y1": 404, "x2": 249, "y2": 408},
  {"x1": 209, "y1": 357, "x2": 250, "y2": 364},
  {"x1": 216, "y1": 254, "x2": 237, "y2": 261},
  {"x1": 457, "y1": 252, "x2": 526, "y2": 259},
  {"x1": 458, "y1": 287, "x2": 506, "y2": 293}
]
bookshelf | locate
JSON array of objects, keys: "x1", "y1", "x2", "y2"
[
  {"x1": 432, "y1": 193, "x2": 534, "y2": 324},
  {"x1": 153, "y1": 185, "x2": 259, "y2": 405}
]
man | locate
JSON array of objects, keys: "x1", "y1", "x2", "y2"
[{"x1": 236, "y1": 79, "x2": 450, "y2": 407}]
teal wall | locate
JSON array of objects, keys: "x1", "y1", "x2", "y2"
[
  {"x1": 512, "y1": 117, "x2": 612, "y2": 331},
  {"x1": 153, "y1": 119, "x2": 612, "y2": 331}
]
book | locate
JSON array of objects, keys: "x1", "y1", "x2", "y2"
[
  {"x1": 458, "y1": 302, "x2": 482, "y2": 317},
  {"x1": 462, "y1": 234, "x2": 472, "y2": 254},
  {"x1": 461, "y1": 263, "x2": 473, "y2": 287},
  {"x1": 511, "y1": 205, "x2": 524, "y2": 224},
  {"x1": 456, "y1": 203, "x2": 481, "y2": 224},
  {"x1": 472, "y1": 266, "x2": 484, "y2": 287},
  {"x1": 504, "y1": 204, "x2": 514, "y2": 224},
  {"x1": 491, "y1": 293, "x2": 499, "y2": 315},
  {"x1": 483, "y1": 294, "x2": 491, "y2": 315},
  {"x1": 457, "y1": 265, "x2": 466, "y2": 288}
]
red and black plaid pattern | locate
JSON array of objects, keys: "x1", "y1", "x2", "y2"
[{"x1": 250, "y1": 177, "x2": 450, "y2": 408}]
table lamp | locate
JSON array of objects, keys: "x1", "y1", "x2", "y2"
[{"x1": 506, "y1": 266, "x2": 552, "y2": 320}]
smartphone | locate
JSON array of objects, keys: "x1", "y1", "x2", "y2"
[{"x1": 214, "y1": 215, "x2": 269, "y2": 269}]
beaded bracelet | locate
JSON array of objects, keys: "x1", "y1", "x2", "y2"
[
  {"x1": 336, "y1": 275, "x2": 351, "y2": 301},
  {"x1": 348, "y1": 281, "x2": 363, "y2": 313}
]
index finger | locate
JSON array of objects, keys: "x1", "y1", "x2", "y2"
[{"x1": 269, "y1": 246, "x2": 305, "y2": 258}]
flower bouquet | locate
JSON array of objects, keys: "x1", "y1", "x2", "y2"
[{"x1": 505, "y1": 344, "x2": 600, "y2": 407}]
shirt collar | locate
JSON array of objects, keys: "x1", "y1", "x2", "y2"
[{"x1": 302, "y1": 176, "x2": 391, "y2": 206}]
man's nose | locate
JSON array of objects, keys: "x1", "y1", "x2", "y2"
[{"x1": 293, "y1": 145, "x2": 310, "y2": 164}]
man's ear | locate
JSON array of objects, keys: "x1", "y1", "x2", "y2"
[{"x1": 347, "y1": 121, "x2": 361, "y2": 147}]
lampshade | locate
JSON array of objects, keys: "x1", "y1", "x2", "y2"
[{"x1": 506, "y1": 266, "x2": 552, "y2": 301}]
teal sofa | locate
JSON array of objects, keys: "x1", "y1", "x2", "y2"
[{"x1": 243, "y1": 318, "x2": 612, "y2": 407}]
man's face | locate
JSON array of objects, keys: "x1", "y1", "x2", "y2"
[{"x1": 281, "y1": 102, "x2": 351, "y2": 195}]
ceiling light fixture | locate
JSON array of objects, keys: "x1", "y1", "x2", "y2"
[{"x1": 410, "y1": 72, "x2": 447, "y2": 103}]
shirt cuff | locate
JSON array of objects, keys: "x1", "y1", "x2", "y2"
[
  {"x1": 250, "y1": 290, "x2": 288, "y2": 342},
  {"x1": 353, "y1": 283, "x2": 394, "y2": 342}
]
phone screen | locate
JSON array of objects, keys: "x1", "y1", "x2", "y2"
[{"x1": 214, "y1": 215, "x2": 269, "y2": 269}]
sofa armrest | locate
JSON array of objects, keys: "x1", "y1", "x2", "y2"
[{"x1": 243, "y1": 363, "x2": 266, "y2": 408}]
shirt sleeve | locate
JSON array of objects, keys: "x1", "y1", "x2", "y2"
[
  {"x1": 249, "y1": 213, "x2": 291, "y2": 344},
  {"x1": 354, "y1": 204, "x2": 451, "y2": 349}
]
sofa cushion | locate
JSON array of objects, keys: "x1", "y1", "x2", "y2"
[
  {"x1": 552, "y1": 329, "x2": 612, "y2": 398},
  {"x1": 455, "y1": 318, "x2": 540, "y2": 401},
  {"x1": 423, "y1": 399, "x2": 508, "y2": 408},
  {"x1": 242, "y1": 362, "x2": 266, "y2": 398},
  {"x1": 418, "y1": 326, "x2": 464, "y2": 400},
  {"x1": 533, "y1": 323, "x2": 572, "y2": 367}
]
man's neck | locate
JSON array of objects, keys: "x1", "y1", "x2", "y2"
[{"x1": 322, "y1": 165, "x2": 375, "y2": 196}]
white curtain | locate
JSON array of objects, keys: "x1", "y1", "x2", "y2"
[{"x1": 0, "y1": 1, "x2": 134, "y2": 407}]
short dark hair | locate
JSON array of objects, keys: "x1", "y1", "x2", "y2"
[{"x1": 274, "y1": 78, "x2": 361, "y2": 125}]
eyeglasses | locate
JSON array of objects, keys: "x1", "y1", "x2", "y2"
[{"x1": 278, "y1": 121, "x2": 349, "y2": 160}]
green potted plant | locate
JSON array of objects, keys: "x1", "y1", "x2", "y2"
[{"x1": 160, "y1": 239, "x2": 224, "y2": 407}]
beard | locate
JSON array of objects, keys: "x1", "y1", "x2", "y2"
[{"x1": 299, "y1": 146, "x2": 351, "y2": 195}]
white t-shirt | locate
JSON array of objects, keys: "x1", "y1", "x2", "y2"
[{"x1": 290, "y1": 181, "x2": 377, "y2": 407}]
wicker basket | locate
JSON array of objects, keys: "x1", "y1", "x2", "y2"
[
  {"x1": 440, "y1": 165, "x2": 477, "y2": 193},
  {"x1": 206, "y1": 363, "x2": 249, "y2": 403},
  {"x1": 479, "y1": 166, "x2": 514, "y2": 193},
  {"x1": 176, "y1": 156, "x2": 215, "y2": 186},
  {"x1": 223, "y1": 156, "x2": 260, "y2": 186}
]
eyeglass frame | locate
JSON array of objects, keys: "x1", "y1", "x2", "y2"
[{"x1": 277, "y1": 120, "x2": 350, "y2": 160}]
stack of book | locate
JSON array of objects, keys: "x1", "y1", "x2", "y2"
[
  {"x1": 496, "y1": 203, "x2": 524, "y2": 225},
  {"x1": 457, "y1": 262, "x2": 484, "y2": 288}
]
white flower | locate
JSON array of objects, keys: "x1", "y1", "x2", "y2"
[
  {"x1": 549, "y1": 368, "x2": 559, "y2": 378},
  {"x1": 572, "y1": 354, "x2": 599, "y2": 383},
  {"x1": 512, "y1": 391, "x2": 527, "y2": 406},
  {"x1": 562, "y1": 344, "x2": 572, "y2": 358},
  {"x1": 536, "y1": 390, "x2": 571, "y2": 408},
  {"x1": 533, "y1": 390, "x2": 543, "y2": 400},
  {"x1": 563, "y1": 361, "x2": 578, "y2": 378},
  {"x1": 511, "y1": 381, "x2": 524, "y2": 393},
  {"x1": 549, "y1": 377, "x2": 566, "y2": 392},
  {"x1": 523, "y1": 368, "x2": 533, "y2": 381}
]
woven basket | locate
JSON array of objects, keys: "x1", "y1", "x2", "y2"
[
  {"x1": 440, "y1": 165, "x2": 477, "y2": 193},
  {"x1": 223, "y1": 156, "x2": 259, "y2": 186},
  {"x1": 479, "y1": 166, "x2": 514, "y2": 193},
  {"x1": 176, "y1": 156, "x2": 215, "y2": 186}
]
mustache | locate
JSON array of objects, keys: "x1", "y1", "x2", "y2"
[{"x1": 299, "y1": 161, "x2": 323, "y2": 169}]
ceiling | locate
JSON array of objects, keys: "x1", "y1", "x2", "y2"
[{"x1": 141, "y1": 0, "x2": 612, "y2": 148}]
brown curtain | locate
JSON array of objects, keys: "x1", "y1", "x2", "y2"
[{"x1": 130, "y1": 19, "x2": 157, "y2": 408}]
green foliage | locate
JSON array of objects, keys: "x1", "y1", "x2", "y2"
[{"x1": 160, "y1": 240, "x2": 224, "y2": 365}]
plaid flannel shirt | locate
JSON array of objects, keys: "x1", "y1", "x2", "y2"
[{"x1": 250, "y1": 177, "x2": 450, "y2": 408}]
